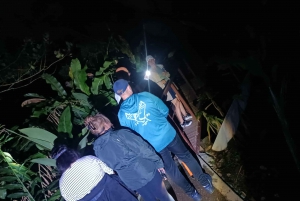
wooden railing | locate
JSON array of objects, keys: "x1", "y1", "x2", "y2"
[{"x1": 161, "y1": 69, "x2": 198, "y2": 153}]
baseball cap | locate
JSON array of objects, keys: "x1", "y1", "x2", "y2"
[
  {"x1": 113, "y1": 79, "x2": 129, "y2": 95},
  {"x1": 146, "y1": 55, "x2": 154, "y2": 62}
]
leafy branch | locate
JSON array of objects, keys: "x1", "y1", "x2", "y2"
[
  {"x1": 0, "y1": 55, "x2": 68, "y2": 94},
  {"x1": 0, "y1": 150, "x2": 36, "y2": 201}
]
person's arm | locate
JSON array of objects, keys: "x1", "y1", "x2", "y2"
[
  {"x1": 118, "y1": 111, "x2": 130, "y2": 128},
  {"x1": 119, "y1": 129, "x2": 164, "y2": 169},
  {"x1": 92, "y1": 156, "x2": 115, "y2": 175},
  {"x1": 158, "y1": 64, "x2": 170, "y2": 79}
]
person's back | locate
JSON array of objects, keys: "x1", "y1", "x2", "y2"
[
  {"x1": 59, "y1": 155, "x2": 113, "y2": 201},
  {"x1": 118, "y1": 91, "x2": 176, "y2": 152},
  {"x1": 93, "y1": 127, "x2": 161, "y2": 190}
]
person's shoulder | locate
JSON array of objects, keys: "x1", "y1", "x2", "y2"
[
  {"x1": 139, "y1": 91, "x2": 152, "y2": 96},
  {"x1": 80, "y1": 155, "x2": 98, "y2": 160},
  {"x1": 77, "y1": 155, "x2": 98, "y2": 163},
  {"x1": 139, "y1": 91, "x2": 158, "y2": 100}
]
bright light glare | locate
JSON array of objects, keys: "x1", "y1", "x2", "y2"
[{"x1": 145, "y1": 70, "x2": 151, "y2": 76}]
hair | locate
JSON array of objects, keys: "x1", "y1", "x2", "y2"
[
  {"x1": 51, "y1": 144, "x2": 81, "y2": 174},
  {"x1": 84, "y1": 114, "x2": 113, "y2": 135},
  {"x1": 115, "y1": 70, "x2": 130, "y2": 81}
]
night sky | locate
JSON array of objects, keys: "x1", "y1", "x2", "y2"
[{"x1": 1, "y1": 0, "x2": 299, "y2": 125}]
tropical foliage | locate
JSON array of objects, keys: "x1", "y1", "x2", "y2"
[{"x1": 0, "y1": 33, "x2": 138, "y2": 200}]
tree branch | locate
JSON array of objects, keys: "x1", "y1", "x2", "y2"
[{"x1": 0, "y1": 55, "x2": 67, "y2": 94}]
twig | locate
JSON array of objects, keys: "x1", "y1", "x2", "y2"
[
  {"x1": 0, "y1": 54, "x2": 66, "y2": 87},
  {"x1": 235, "y1": 165, "x2": 243, "y2": 184},
  {"x1": 205, "y1": 102, "x2": 213, "y2": 110},
  {"x1": 0, "y1": 76, "x2": 41, "y2": 94},
  {"x1": 0, "y1": 55, "x2": 67, "y2": 94},
  {"x1": 0, "y1": 47, "x2": 26, "y2": 72},
  {"x1": 205, "y1": 92, "x2": 224, "y2": 117}
]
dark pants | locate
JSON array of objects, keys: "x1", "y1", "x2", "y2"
[
  {"x1": 80, "y1": 174, "x2": 138, "y2": 201},
  {"x1": 136, "y1": 170, "x2": 172, "y2": 201},
  {"x1": 159, "y1": 134, "x2": 212, "y2": 196}
]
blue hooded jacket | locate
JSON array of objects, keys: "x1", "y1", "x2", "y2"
[{"x1": 118, "y1": 92, "x2": 176, "y2": 152}]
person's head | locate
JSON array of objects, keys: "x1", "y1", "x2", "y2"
[
  {"x1": 51, "y1": 144, "x2": 81, "y2": 174},
  {"x1": 84, "y1": 113, "x2": 113, "y2": 136},
  {"x1": 113, "y1": 79, "x2": 133, "y2": 100},
  {"x1": 115, "y1": 67, "x2": 130, "y2": 81},
  {"x1": 146, "y1": 55, "x2": 156, "y2": 67}
]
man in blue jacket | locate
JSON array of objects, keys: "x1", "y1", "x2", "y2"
[{"x1": 113, "y1": 79, "x2": 215, "y2": 201}]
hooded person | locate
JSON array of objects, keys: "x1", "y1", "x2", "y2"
[{"x1": 113, "y1": 79, "x2": 215, "y2": 201}]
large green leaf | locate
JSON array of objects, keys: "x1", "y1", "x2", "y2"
[
  {"x1": 103, "y1": 61, "x2": 112, "y2": 68},
  {"x1": 18, "y1": 128, "x2": 57, "y2": 150},
  {"x1": 70, "y1": 58, "x2": 81, "y2": 72},
  {"x1": 57, "y1": 106, "x2": 73, "y2": 138},
  {"x1": 31, "y1": 108, "x2": 47, "y2": 118},
  {"x1": 96, "y1": 61, "x2": 112, "y2": 75},
  {"x1": 3, "y1": 184, "x2": 22, "y2": 190},
  {"x1": 42, "y1": 73, "x2": 67, "y2": 97},
  {"x1": 20, "y1": 138, "x2": 51, "y2": 151},
  {"x1": 9, "y1": 163, "x2": 35, "y2": 176},
  {"x1": 73, "y1": 70, "x2": 90, "y2": 95},
  {"x1": 7, "y1": 192, "x2": 28, "y2": 198},
  {"x1": 91, "y1": 77, "x2": 104, "y2": 95},
  {"x1": 70, "y1": 59, "x2": 90, "y2": 95},
  {"x1": 0, "y1": 176, "x2": 17, "y2": 182},
  {"x1": 36, "y1": 143, "x2": 45, "y2": 150},
  {"x1": 18, "y1": 128, "x2": 57, "y2": 143},
  {"x1": 0, "y1": 168, "x2": 13, "y2": 175},
  {"x1": 72, "y1": 93, "x2": 92, "y2": 108},
  {"x1": 78, "y1": 128, "x2": 89, "y2": 149},
  {"x1": 31, "y1": 158, "x2": 56, "y2": 167},
  {"x1": 79, "y1": 126, "x2": 88, "y2": 137},
  {"x1": 104, "y1": 74, "x2": 112, "y2": 89},
  {"x1": 96, "y1": 68, "x2": 105, "y2": 75},
  {"x1": 71, "y1": 106, "x2": 89, "y2": 118},
  {"x1": 24, "y1": 93, "x2": 45, "y2": 98}
]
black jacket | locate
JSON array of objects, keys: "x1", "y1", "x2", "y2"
[{"x1": 93, "y1": 128, "x2": 164, "y2": 190}]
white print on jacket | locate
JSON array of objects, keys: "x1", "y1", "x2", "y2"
[{"x1": 125, "y1": 101, "x2": 151, "y2": 126}]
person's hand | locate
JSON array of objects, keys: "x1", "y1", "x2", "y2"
[
  {"x1": 158, "y1": 168, "x2": 165, "y2": 174},
  {"x1": 158, "y1": 168, "x2": 168, "y2": 180}
]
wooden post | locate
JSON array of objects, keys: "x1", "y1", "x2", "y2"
[
  {"x1": 177, "y1": 68, "x2": 198, "y2": 98},
  {"x1": 183, "y1": 59, "x2": 197, "y2": 78}
]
